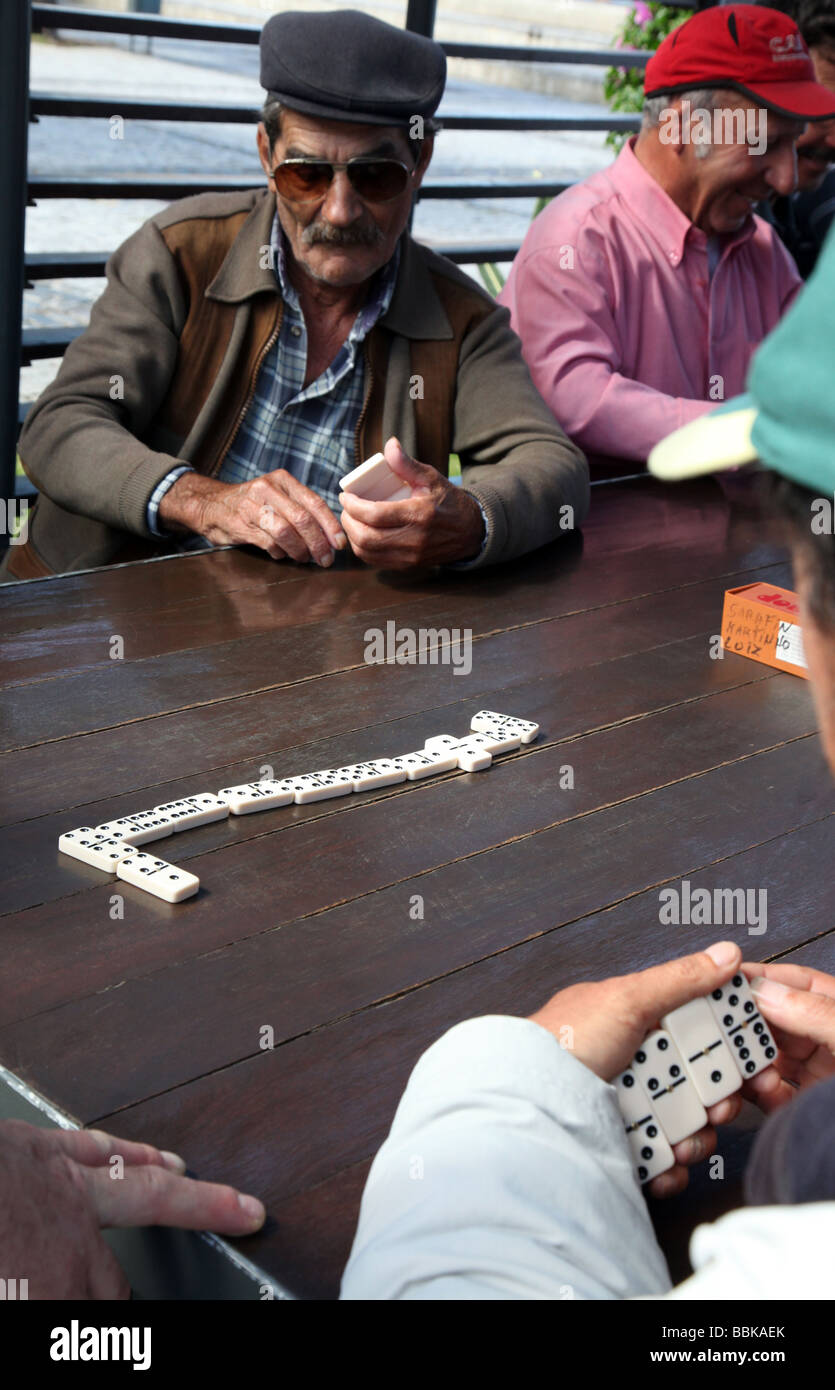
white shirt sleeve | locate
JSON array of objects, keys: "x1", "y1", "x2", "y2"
[{"x1": 340, "y1": 1015, "x2": 672, "y2": 1300}]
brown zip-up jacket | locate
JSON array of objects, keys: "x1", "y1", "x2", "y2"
[{"x1": 6, "y1": 189, "x2": 589, "y2": 580}]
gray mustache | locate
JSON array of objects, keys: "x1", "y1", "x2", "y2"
[{"x1": 301, "y1": 221, "x2": 384, "y2": 248}]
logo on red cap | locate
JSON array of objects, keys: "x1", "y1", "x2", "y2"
[
  {"x1": 644, "y1": 4, "x2": 835, "y2": 121},
  {"x1": 769, "y1": 33, "x2": 806, "y2": 61}
]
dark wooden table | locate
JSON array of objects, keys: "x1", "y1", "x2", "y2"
[{"x1": 2, "y1": 477, "x2": 834, "y2": 1300}]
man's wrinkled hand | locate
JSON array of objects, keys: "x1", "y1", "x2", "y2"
[
  {"x1": 161, "y1": 468, "x2": 346, "y2": 566},
  {"x1": 338, "y1": 437, "x2": 485, "y2": 569},
  {"x1": 0, "y1": 1121, "x2": 266, "y2": 1299}
]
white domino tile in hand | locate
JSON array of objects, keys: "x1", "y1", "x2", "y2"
[
  {"x1": 707, "y1": 973, "x2": 778, "y2": 1079},
  {"x1": 614, "y1": 1068, "x2": 675, "y2": 1184},
  {"x1": 339, "y1": 452, "x2": 412, "y2": 502},
  {"x1": 455, "y1": 739, "x2": 492, "y2": 772},
  {"x1": 660, "y1": 998, "x2": 742, "y2": 1106},
  {"x1": 117, "y1": 852, "x2": 200, "y2": 903},
  {"x1": 336, "y1": 760, "x2": 407, "y2": 792},
  {"x1": 630, "y1": 1029, "x2": 708, "y2": 1145},
  {"x1": 292, "y1": 770, "x2": 354, "y2": 804},
  {"x1": 392, "y1": 749, "x2": 459, "y2": 781},
  {"x1": 217, "y1": 780, "x2": 296, "y2": 814},
  {"x1": 470, "y1": 710, "x2": 540, "y2": 744},
  {"x1": 59, "y1": 829, "x2": 137, "y2": 873}
]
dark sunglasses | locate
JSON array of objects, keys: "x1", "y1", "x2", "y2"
[{"x1": 272, "y1": 157, "x2": 414, "y2": 204}]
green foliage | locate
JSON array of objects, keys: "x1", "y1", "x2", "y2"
[
  {"x1": 477, "y1": 262, "x2": 506, "y2": 296},
  {"x1": 604, "y1": 4, "x2": 694, "y2": 152}
]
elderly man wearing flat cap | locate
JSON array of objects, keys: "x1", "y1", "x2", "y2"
[
  {"x1": 6, "y1": 10, "x2": 588, "y2": 581},
  {"x1": 500, "y1": 4, "x2": 835, "y2": 477}
]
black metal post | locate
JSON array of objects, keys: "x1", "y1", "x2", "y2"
[
  {"x1": 405, "y1": 0, "x2": 438, "y2": 39},
  {"x1": 404, "y1": 0, "x2": 438, "y2": 229},
  {"x1": 0, "y1": 0, "x2": 31, "y2": 540}
]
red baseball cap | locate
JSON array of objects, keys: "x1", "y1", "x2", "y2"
[{"x1": 644, "y1": 4, "x2": 835, "y2": 120}]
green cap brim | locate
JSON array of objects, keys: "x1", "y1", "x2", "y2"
[{"x1": 647, "y1": 394, "x2": 758, "y2": 481}]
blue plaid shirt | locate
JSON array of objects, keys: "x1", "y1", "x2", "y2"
[{"x1": 147, "y1": 215, "x2": 399, "y2": 537}]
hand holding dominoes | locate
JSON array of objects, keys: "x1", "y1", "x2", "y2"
[
  {"x1": 617, "y1": 975, "x2": 778, "y2": 1186},
  {"x1": 338, "y1": 441, "x2": 486, "y2": 568},
  {"x1": 529, "y1": 942, "x2": 784, "y2": 1197}
]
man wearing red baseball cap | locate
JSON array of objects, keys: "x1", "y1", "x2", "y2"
[{"x1": 500, "y1": 4, "x2": 835, "y2": 475}]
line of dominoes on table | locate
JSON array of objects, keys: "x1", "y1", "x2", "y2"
[
  {"x1": 616, "y1": 978, "x2": 778, "y2": 1185},
  {"x1": 57, "y1": 709, "x2": 540, "y2": 904}
]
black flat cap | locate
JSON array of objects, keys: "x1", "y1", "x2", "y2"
[{"x1": 260, "y1": 9, "x2": 446, "y2": 127}]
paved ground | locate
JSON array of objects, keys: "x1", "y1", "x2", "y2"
[{"x1": 23, "y1": 33, "x2": 616, "y2": 399}]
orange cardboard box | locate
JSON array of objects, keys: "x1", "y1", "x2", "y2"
[{"x1": 721, "y1": 581, "x2": 808, "y2": 679}]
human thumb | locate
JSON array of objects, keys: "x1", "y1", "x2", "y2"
[
  {"x1": 629, "y1": 940, "x2": 743, "y2": 1031},
  {"x1": 383, "y1": 437, "x2": 432, "y2": 494},
  {"x1": 750, "y1": 976, "x2": 835, "y2": 1053}
]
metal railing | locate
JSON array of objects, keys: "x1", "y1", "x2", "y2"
[{"x1": 4, "y1": 0, "x2": 699, "y2": 515}]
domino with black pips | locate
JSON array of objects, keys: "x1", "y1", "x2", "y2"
[
  {"x1": 153, "y1": 795, "x2": 229, "y2": 832},
  {"x1": 292, "y1": 770, "x2": 355, "y2": 804},
  {"x1": 93, "y1": 816, "x2": 147, "y2": 844},
  {"x1": 59, "y1": 826, "x2": 106, "y2": 855},
  {"x1": 94, "y1": 812, "x2": 173, "y2": 845},
  {"x1": 630, "y1": 1028, "x2": 708, "y2": 1145},
  {"x1": 335, "y1": 759, "x2": 407, "y2": 791},
  {"x1": 126, "y1": 809, "x2": 179, "y2": 841},
  {"x1": 470, "y1": 710, "x2": 540, "y2": 744},
  {"x1": 423, "y1": 735, "x2": 462, "y2": 754},
  {"x1": 461, "y1": 729, "x2": 519, "y2": 758},
  {"x1": 466, "y1": 726, "x2": 521, "y2": 755},
  {"x1": 660, "y1": 997, "x2": 743, "y2": 1107},
  {"x1": 707, "y1": 972, "x2": 778, "y2": 1079},
  {"x1": 151, "y1": 802, "x2": 193, "y2": 830},
  {"x1": 455, "y1": 740, "x2": 493, "y2": 772},
  {"x1": 614, "y1": 1067, "x2": 675, "y2": 1184},
  {"x1": 217, "y1": 780, "x2": 297, "y2": 814},
  {"x1": 176, "y1": 793, "x2": 229, "y2": 830},
  {"x1": 391, "y1": 749, "x2": 460, "y2": 780},
  {"x1": 117, "y1": 852, "x2": 200, "y2": 904},
  {"x1": 58, "y1": 829, "x2": 139, "y2": 874},
  {"x1": 422, "y1": 732, "x2": 492, "y2": 772}
]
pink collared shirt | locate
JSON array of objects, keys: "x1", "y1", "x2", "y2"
[{"x1": 498, "y1": 138, "x2": 801, "y2": 467}]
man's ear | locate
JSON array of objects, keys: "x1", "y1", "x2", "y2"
[
  {"x1": 256, "y1": 122, "x2": 274, "y2": 180},
  {"x1": 412, "y1": 135, "x2": 435, "y2": 191}
]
